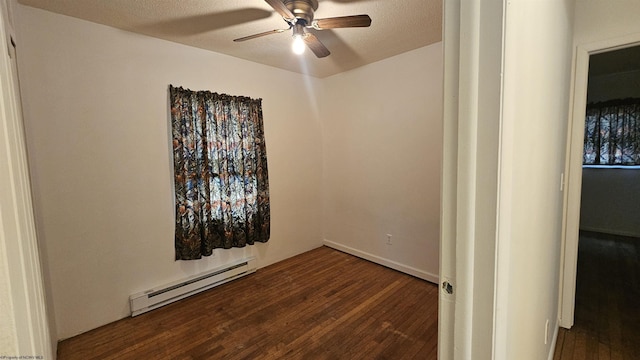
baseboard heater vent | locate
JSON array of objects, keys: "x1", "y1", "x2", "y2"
[{"x1": 129, "y1": 256, "x2": 256, "y2": 316}]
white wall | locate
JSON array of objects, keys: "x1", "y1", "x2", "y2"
[
  {"x1": 17, "y1": 5, "x2": 324, "y2": 339},
  {"x1": 580, "y1": 168, "x2": 640, "y2": 237},
  {"x1": 587, "y1": 70, "x2": 640, "y2": 103},
  {"x1": 574, "y1": 0, "x2": 640, "y2": 46},
  {"x1": 320, "y1": 44, "x2": 442, "y2": 282},
  {"x1": 581, "y1": 64, "x2": 640, "y2": 237},
  {"x1": 497, "y1": 1, "x2": 575, "y2": 359}
]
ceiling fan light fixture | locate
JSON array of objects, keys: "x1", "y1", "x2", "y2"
[
  {"x1": 292, "y1": 34, "x2": 306, "y2": 55},
  {"x1": 291, "y1": 22, "x2": 307, "y2": 55}
]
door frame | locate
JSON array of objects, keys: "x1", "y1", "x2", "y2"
[
  {"x1": 0, "y1": 2, "x2": 54, "y2": 356},
  {"x1": 559, "y1": 33, "x2": 640, "y2": 329},
  {"x1": 438, "y1": 0, "x2": 459, "y2": 358}
]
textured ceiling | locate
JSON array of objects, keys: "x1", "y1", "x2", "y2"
[{"x1": 17, "y1": 0, "x2": 442, "y2": 78}]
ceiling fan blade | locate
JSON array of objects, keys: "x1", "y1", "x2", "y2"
[
  {"x1": 264, "y1": 0, "x2": 295, "y2": 20},
  {"x1": 303, "y1": 33, "x2": 330, "y2": 58},
  {"x1": 311, "y1": 15, "x2": 372, "y2": 30},
  {"x1": 233, "y1": 28, "x2": 289, "y2": 42}
]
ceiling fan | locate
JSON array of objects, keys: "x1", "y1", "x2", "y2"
[{"x1": 233, "y1": 0, "x2": 372, "y2": 58}]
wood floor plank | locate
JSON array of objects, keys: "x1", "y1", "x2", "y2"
[
  {"x1": 598, "y1": 341, "x2": 611, "y2": 360},
  {"x1": 554, "y1": 329, "x2": 565, "y2": 360},
  {"x1": 573, "y1": 329, "x2": 588, "y2": 359},
  {"x1": 57, "y1": 246, "x2": 438, "y2": 359},
  {"x1": 553, "y1": 232, "x2": 640, "y2": 360}
]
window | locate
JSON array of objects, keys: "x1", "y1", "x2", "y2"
[
  {"x1": 584, "y1": 98, "x2": 640, "y2": 166},
  {"x1": 169, "y1": 86, "x2": 270, "y2": 260}
]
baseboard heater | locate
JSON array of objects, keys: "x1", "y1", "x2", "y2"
[{"x1": 129, "y1": 256, "x2": 256, "y2": 317}]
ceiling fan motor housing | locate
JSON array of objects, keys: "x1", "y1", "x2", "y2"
[{"x1": 284, "y1": 0, "x2": 318, "y2": 25}]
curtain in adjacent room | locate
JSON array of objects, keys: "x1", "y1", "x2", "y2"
[
  {"x1": 584, "y1": 98, "x2": 640, "y2": 165},
  {"x1": 169, "y1": 85, "x2": 270, "y2": 260}
]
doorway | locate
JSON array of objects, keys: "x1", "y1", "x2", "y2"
[
  {"x1": 557, "y1": 44, "x2": 640, "y2": 357},
  {"x1": 560, "y1": 37, "x2": 640, "y2": 331}
]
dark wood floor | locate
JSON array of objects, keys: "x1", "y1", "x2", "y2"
[
  {"x1": 58, "y1": 246, "x2": 439, "y2": 359},
  {"x1": 554, "y1": 231, "x2": 640, "y2": 359}
]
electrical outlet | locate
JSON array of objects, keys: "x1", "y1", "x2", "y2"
[{"x1": 386, "y1": 234, "x2": 392, "y2": 245}]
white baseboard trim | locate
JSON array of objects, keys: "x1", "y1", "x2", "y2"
[
  {"x1": 323, "y1": 239, "x2": 439, "y2": 284},
  {"x1": 547, "y1": 320, "x2": 560, "y2": 360}
]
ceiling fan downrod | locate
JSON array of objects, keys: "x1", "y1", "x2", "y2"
[{"x1": 283, "y1": 0, "x2": 318, "y2": 25}]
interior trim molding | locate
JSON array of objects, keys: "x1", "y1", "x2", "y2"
[
  {"x1": 547, "y1": 318, "x2": 560, "y2": 360},
  {"x1": 322, "y1": 239, "x2": 439, "y2": 284}
]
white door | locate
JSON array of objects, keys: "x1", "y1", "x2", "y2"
[{"x1": 0, "y1": 2, "x2": 53, "y2": 357}]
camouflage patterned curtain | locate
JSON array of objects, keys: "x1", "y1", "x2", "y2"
[
  {"x1": 169, "y1": 85, "x2": 270, "y2": 260},
  {"x1": 584, "y1": 98, "x2": 640, "y2": 165}
]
